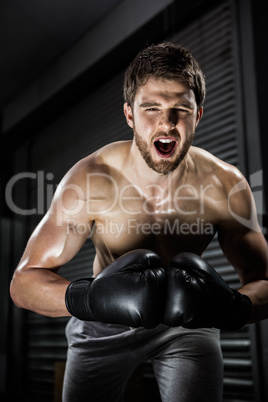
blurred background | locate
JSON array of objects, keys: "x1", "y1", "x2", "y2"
[{"x1": 0, "y1": 0, "x2": 267, "y2": 400}]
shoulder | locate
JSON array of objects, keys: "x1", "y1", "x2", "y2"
[
  {"x1": 45, "y1": 141, "x2": 131, "y2": 221},
  {"x1": 189, "y1": 146, "x2": 247, "y2": 192},
  {"x1": 189, "y1": 146, "x2": 259, "y2": 229},
  {"x1": 192, "y1": 147, "x2": 260, "y2": 232},
  {"x1": 59, "y1": 140, "x2": 131, "y2": 186}
]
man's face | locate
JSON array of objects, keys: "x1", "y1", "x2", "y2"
[{"x1": 124, "y1": 77, "x2": 203, "y2": 175}]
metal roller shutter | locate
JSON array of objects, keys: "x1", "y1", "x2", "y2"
[
  {"x1": 143, "y1": 2, "x2": 257, "y2": 402},
  {"x1": 26, "y1": 1, "x2": 258, "y2": 401}
]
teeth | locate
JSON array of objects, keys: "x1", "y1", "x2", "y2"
[{"x1": 158, "y1": 139, "x2": 173, "y2": 143}]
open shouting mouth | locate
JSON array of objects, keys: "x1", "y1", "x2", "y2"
[{"x1": 154, "y1": 137, "x2": 178, "y2": 158}]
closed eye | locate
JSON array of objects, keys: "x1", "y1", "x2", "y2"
[
  {"x1": 146, "y1": 108, "x2": 159, "y2": 112},
  {"x1": 174, "y1": 108, "x2": 189, "y2": 113}
]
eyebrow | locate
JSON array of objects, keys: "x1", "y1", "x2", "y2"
[
  {"x1": 139, "y1": 102, "x2": 161, "y2": 108},
  {"x1": 139, "y1": 100, "x2": 195, "y2": 109}
]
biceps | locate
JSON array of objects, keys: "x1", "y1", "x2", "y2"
[
  {"x1": 219, "y1": 228, "x2": 268, "y2": 284},
  {"x1": 17, "y1": 215, "x2": 90, "y2": 271}
]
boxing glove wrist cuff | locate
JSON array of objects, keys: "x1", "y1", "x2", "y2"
[
  {"x1": 65, "y1": 279, "x2": 95, "y2": 321},
  {"x1": 228, "y1": 290, "x2": 252, "y2": 331}
]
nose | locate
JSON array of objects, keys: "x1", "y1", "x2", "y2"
[{"x1": 159, "y1": 109, "x2": 177, "y2": 131}]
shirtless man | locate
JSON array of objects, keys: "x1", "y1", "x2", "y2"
[{"x1": 10, "y1": 43, "x2": 268, "y2": 402}]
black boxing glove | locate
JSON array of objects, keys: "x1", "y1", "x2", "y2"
[
  {"x1": 65, "y1": 249, "x2": 166, "y2": 328},
  {"x1": 162, "y1": 252, "x2": 252, "y2": 331}
]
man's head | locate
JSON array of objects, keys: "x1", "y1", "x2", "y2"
[
  {"x1": 123, "y1": 43, "x2": 204, "y2": 175},
  {"x1": 123, "y1": 42, "x2": 206, "y2": 111}
]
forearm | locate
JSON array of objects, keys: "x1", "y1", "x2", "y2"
[
  {"x1": 10, "y1": 268, "x2": 71, "y2": 318},
  {"x1": 238, "y1": 280, "x2": 268, "y2": 323}
]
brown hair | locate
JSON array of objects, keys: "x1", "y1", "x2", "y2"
[{"x1": 123, "y1": 42, "x2": 206, "y2": 111}]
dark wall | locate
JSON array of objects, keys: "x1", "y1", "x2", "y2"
[{"x1": 252, "y1": 0, "x2": 268, "y2": 223}]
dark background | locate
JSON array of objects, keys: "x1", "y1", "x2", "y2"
[{"x1": 1, "y1": 0, "x2": 267, "y2": 401}]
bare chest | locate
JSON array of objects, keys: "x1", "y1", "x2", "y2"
[{"x1": 89, "y1": 183, "x2": 222, "y2": 266}]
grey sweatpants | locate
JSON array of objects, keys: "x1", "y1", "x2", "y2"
[{"x1": 63, "y1": 318, "x2": 223, "y2": 402}]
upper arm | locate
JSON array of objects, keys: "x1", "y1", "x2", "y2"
[
  {"x1": 218, "y1": 173, "x2": 268, "y2": 285},
  {"x1": 219, "y1": 226, "x2": 268, "y2": 285},
  {"x1": 16, "y1": 164, "x2": 93, "y2": 273}
]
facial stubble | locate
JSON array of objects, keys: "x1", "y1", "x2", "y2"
[{"x1": 133, "y1": 126, "x2": 195, "y2": 175}]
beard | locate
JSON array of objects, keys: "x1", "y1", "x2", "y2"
[{"x1": 133, "y1": 127, "x2": 195, "y2": 175}]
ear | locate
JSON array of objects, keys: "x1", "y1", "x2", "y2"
[
  {"x1": 123, "y1": 102, "x2": 134, "y2": 128},
  {"x1": 195, "y1": 106, "x2": 203, "y2": 128}
]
